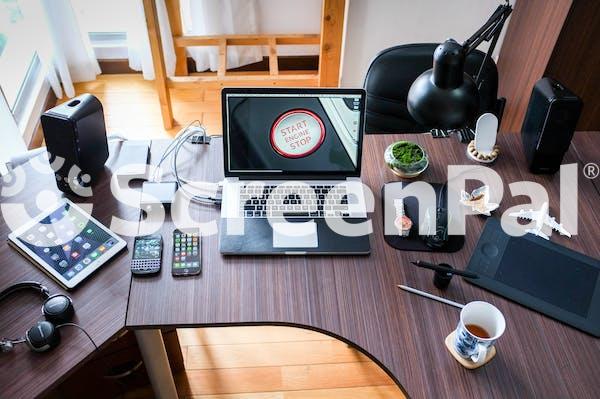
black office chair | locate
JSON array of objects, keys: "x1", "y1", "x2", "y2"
[{"x1": 363, "y1": 43, "x2": 505, "y2": 134}]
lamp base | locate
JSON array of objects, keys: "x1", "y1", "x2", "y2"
[{"x1": 467, "y1": 140, "x2": 500, "y2": 163}]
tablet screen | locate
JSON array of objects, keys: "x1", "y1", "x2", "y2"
[
  {"x1": 495, "y1": 237, "x2": 598, "y2": 317},
  {"x1": 14, "y1": 202, "x2": 120, "y2": 281}
]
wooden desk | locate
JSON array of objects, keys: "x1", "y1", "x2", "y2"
[
  {"x1": 127, "y1": 132, "x2": 600, "y2": 399},
  {"x1": 0, "y1": 141, "x2": 148, "y2": 399},
  {"x1": 1, "y1": 133, "x2": 598, "y2": 398}
]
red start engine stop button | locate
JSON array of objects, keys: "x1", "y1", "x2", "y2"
[{"x1": 270, "y1": 109, "x2": 325, "y2": 158}]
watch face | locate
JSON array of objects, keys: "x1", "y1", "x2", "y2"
[{"x1": 270, "y1": 109, "x2": 326, "y2": 158}]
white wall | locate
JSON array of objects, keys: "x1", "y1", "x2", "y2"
[
  {"x1": 340, "y1": 0, "x2": 513, "y2": 87},
  {"x1": 256, "y1": 0, "x2": 322, "y2": 56}
]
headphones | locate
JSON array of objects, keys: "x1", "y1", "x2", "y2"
[{"x1": 0, "y1": 281, "x2": 74, "y2": 353}]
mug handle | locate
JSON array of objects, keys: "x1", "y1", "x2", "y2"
[{"x1": 471, "y1": 343, "x2": 488, "y2": 365}]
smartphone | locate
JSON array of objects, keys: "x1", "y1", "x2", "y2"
[
  {"x1": 172, "y1": 229, "x2": 201, "y2": 276},
  {"x1": 131, "y1": 234, "x2": 163, "y2": 275}
]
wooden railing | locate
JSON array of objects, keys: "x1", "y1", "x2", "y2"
[{"x1": 143, "y1": 0, "x2": 346, "y2": 129}]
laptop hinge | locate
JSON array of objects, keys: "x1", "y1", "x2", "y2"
[{"x1": 233, "y1": 175, "x2": 358, "y2": 182}]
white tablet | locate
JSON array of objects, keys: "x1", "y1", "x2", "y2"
[{"x1": 8, "y1": 199, "x2": 127, "y2": 290}]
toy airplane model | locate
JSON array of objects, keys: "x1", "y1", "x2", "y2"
[{"x1": 508, "y1": 202, "x2": 571, "y2": 240}]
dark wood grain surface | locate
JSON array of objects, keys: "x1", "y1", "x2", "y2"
[
  {"x1": 545, "y1": 0, "x2": 600, "y2": 131},
  {"x1": 572, "y1": 132, "x2": 600, "y2": 195},
  {"x1": 496, "y1": 0, "x2": 572, "y2": 133},
  {"x1": 127, "y1": 132, "x2": 600, "y2": 399},
  {"x1": 0, "y1": 141, "x2": 148, "y2": 399}
]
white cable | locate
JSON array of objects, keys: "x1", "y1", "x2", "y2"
[
  {"x1": 148, "y1": 121, "x2": 220, "y2": 205},
  {"x1": 152, "y1": 120, "x2": 200, "y2": 182}
]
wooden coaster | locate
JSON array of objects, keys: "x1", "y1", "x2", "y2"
[{"x1": 444, "y1": 331, "x2": 496, "y2": 369}]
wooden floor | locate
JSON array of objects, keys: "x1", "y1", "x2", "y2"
[
  {"x1": 64, "y1": 74, "x2": 404, "y2": 398},
  {"x1": 58, "y1": 72, "x2": 317, "y2": 140},
  {"x1": 58, "y1": 74, "x2": 221, "y2": 139}
]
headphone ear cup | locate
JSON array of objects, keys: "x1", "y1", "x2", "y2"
[
  {"x1": 42, "y1": 294, "x2": 74, "y2": 324},
  {"x1": 25, "y1": 321, "x2": 61, "y2": 352}
]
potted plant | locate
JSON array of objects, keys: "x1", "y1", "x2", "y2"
[{"x1": 384, "y1": 140, "x2": 429, "y2": 178}]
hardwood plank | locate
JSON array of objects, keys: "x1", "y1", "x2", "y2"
[
  {"x1": 318, "y1": 0, "x2": 346, "y2": 87},
  {"x1": 177, "y1": 362, "x2": 393, "y2": 396},
  {"x1": 143, "y1": 0, "x2": 174, "y2": 129},
  {"x1": 168, "y1": 78, "x2": 318, "y2": 89},
  {"x1": 166, "y1": 0, "x2": 188, "y2": 76},
  {"x1": 186, "y1": 385, "x2": 403, "y2": 399},
  {"x1": 177, "y1": 326, "x2": 333, "y2": 347},
  {"x1": 58, "y1": 75, "x2": 156, "y2": 93},
  {"x1": 268, "y1": 37, "x2": 279, "y2": 76},
  {"x1": 168, "y1": 72, "x2": 319, "y2": 86},
  {"x1": 218, "y1": 38, "x2": 227, "y2": 78},
  {"x1": 174, "y1": 34, "x2": 320, "y2": 47},
  {"x1": 185, "y1": 340, "x2": 368, "y2": 369},
  {"x1": 281, "y1": 386, "x2": 403, "y2": 399}
]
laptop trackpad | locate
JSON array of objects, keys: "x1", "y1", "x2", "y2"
[{"x1": 273, "y1": 222, "x2": 318, "y2": 248}]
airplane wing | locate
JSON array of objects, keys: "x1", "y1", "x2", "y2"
[
  {"x1": 544, "y1": 215, "x2": 572, "y2": 237},
  {"x1": 508, "y1": 210, "x2": 540, "y2": 221}
]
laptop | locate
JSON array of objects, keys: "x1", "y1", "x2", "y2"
[{"x1": 219, "y1": 87, "x2": 371, "y2": 255}]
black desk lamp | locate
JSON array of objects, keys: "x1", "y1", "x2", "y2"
[{"x1": 407, "y1": 1, "x2": 512, "y2": 129}]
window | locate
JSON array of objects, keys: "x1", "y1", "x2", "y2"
[
  {"x1": 0, "y1": 0, "x2": 38, "y2": 109},
  {"x1": 71, "y1": 0, "x2": 136, "y2": 60}
]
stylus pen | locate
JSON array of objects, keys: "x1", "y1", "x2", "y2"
[
  {"x1": 397, "y1": 284, "x2": 465, "y2": 309},
  {"x1": 411, "y1": 261, "x2": 479, "y2": 279}
]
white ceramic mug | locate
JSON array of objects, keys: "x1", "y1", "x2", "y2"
[{"x1": 454, "y1": 301, "x2": 506, "y2": 365}]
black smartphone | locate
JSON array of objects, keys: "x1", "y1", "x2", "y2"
[
  {"x1": 131, "y1": 234, "x2": 163, "y2": 275},
  {"x1": 172, "y1": 229, "x2": 201, "y2": 276}
]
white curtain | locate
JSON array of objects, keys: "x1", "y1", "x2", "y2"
[
  {"x1": 127, "y1": 0, "x2": 262, "y2": 78},
  {"x1": 181, "y1": 0, "x2": 263, "y2": 72},
  {"x1": 35, "y1": 0, "x2": 101, "y2": 98},
  {"x1": 127, "y1": 0, "x2": 176, "y2": 79}
]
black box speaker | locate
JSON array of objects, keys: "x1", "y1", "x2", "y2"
[
  {"x1": 521, "y1": 77, "x2": 582, "y2": 174},
  {"x1": 41, "y1": 93, "x2": 109, "y2": 195}
]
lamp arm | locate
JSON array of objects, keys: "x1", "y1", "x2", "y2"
[{"x1": 462, "y1": 2, "x2": 512, "y2": 55}]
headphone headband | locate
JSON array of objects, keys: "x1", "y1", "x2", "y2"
[
  {"x1": 0, "y1": 281, "x2": 72, "y2": 353},
  {"x1": 0, "y1": 281, "x2": 50, "y2": 302}
]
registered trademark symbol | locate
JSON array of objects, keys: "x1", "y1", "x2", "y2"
[{"x1": 583, "y1": 163, "x2": 599, "y2": 179}]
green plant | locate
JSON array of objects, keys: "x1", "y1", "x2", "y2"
[{"x1": 391, "y1": 141, "x2": 424, "y2": 164}]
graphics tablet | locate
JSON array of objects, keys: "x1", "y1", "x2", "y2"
[
  {"x1": 465, "y1": 218, "x2": 600, "y2": 337},
  {"x1": 8, "y1": 199, "x2": 126, "y2": 290}
]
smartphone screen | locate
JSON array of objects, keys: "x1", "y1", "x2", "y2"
[
  {"x1": 172, "y1": 229, "x2": 201, "y2": 276},
  {"x1": 134, "y1": 235, "x2": 162, "y2": 260}
]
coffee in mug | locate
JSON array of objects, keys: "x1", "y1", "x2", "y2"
[{"x1": 454, "y1": 301, "x2": 505, "y2": 365}]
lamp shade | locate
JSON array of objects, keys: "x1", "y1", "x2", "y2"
[{"x1": 407, "y1": 39, "x2": 479, "y2": 129}]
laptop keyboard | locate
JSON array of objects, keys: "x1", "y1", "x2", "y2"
[{"x1": 239, "y1": 184, "x2": 351, "y2": 218}]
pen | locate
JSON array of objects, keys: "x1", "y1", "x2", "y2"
[
  {"x1": 411, "y1": 261, "x2": 479, "y2": 279},
  {"x1": 397, "y1": 284, "x2": 465, "y2": 309}
]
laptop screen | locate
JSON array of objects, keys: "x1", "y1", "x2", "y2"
[{"x1": 223, "y1": 89, "x2": 365, "y2": 176}]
